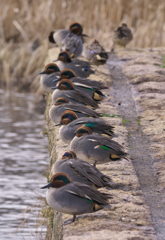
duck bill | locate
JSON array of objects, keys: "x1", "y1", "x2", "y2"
[
  {"x1": 52, "y1": 77, "x2": 60, "y2": 82},
  {"x1": 53, "y1": 59, "x2": 58, "y2": 62},
  {"x1": 54, "y1": 122, "x2": 62, "y2": 126},
  {"x1": 82, "y1": 33, "x2": 89, "y2": 37},
  {"x1": 51, "y1": 86, "x2": 58, "y2": 89},
  {"x1": 41, "y1": 182, "x2": 52, "y2": 189},
  {"x1": 38, "y1": 70, "x2": 46, "y2": 74}
]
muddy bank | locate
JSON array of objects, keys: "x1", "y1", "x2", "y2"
[{"x1": 43, "y1": 48, "x2": 158, "y2": 239}]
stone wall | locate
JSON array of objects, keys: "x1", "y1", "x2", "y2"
[{"x1": 43, "y1": 47, "x2": 162, "y2": 239}]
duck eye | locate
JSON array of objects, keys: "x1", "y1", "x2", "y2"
[
  {"x1": 82, "y1": 67, "x2": 88, "y2": 71},
  {"x1": 63, "y1": 152, "x2": 72, "y2": 158}
]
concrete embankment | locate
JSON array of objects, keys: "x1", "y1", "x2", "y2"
[{"x1": 43, "y1": 47, "x2": 165, "y2": 240}]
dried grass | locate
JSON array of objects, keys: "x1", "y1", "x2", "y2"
[
  {"x1": 14, "y1": 193, "x2": 53, "y2": 240},
  {"x1": 1, "y1": 0, "x2": 165, "y2": 91}
]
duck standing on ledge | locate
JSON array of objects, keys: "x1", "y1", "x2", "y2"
[
  {"x1": 53, "y1": 50, "x2": 95, "y2": 78},
  {"x1": 41, "y1": 173, "x2": 111, "y2": 223},
  {"x1": 49, "y1": 22, "x2": 88, "y2": 54},
  {"x1": 51, "y1": 79, "x2": 99, "y2": 109},
  {"x1": 49, "y1": 97, "x2": 100, "y2": 124},
  {"x1": 83, "y1": 39, "x2": 108, "y2": 66},
  {"x1": 52, "y1": 77, "x2": 106, "y2": 101},
  {"x1": 38, "y1": 63, "x2": 60, "y2": 93},
  {"x1": 52, "y1": 151, "x2": 114, "y2": 188},
  {"x1": 54, "y1": 111, "x2": 114, "y2": 144},
  {"x1": 111, "y1": 23, "x2": 133, "y2": 51},
  {"x1": 60, "y1": 22, "x2": 85, "y2": 58},
  {"x1": 60, "y1": 69, "x2": 108, "y2": 89},
  {"x1": 70, "y1": 126, "x2": 127, "y2": 167}
]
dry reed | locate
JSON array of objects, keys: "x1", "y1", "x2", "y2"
[
  {"x1": 14, "y1": 193, "x2": 53, "y2": 240},
  {"x1": 0, "y1": 0, "x2": 165, "y2": 91}
]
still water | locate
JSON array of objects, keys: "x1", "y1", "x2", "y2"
[{"x1": 0, "y1": 89, "x2": 49, "y2": 239}]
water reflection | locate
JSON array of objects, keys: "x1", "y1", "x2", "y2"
[{"x1": 0, "y1": 89, "x2": 48, "y2": 239}]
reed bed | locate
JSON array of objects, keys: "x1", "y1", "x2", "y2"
[{"x1": 1, "y1": 0, "x2": 165, "y2": 91}]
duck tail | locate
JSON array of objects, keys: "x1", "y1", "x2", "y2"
[{"x1": 49, "y1": 31, "x2": 56, "y2": 43}]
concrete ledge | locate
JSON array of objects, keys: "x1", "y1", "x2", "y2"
[{"x1": 44, "y1": 48, "x2": 156, "y2": 240}]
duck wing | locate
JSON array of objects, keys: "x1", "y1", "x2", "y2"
[
  {"x1": 69, "y1": 118, "x2": 114, "y2": 135},
  {"x1": 66, "y1": 90, "x2": 99, "y2": 108},
  {"x1": 72, "y1": 77, "x2": 108, "y2": 89},
  {"x1": 117, "y1": 26, "x2": 132, "y2": 38},
  {"x1": 68, "y1": 158, "x2": 112, "y2": 187},
  {"x1": 61, "y1": 33, "x2": 82, "y2": 56},
  {"x1": 64, "y1": 103, "x2": 100, "y2": 117},
  {"x1": 88, "y1": 134, "x2": 127, "y2": 156},
  {"x1": 66, "y1": 182, "x2": 111, "y2": 205}
]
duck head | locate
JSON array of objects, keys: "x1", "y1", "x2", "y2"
[
  {"x1": 52, "y1": 79, "x2": 75, "y2": 90},
  {"x1": 54, "y1": 110, "x2": 78, "y2": 126},
  {"x1": 121, "y1": 23, "x2": 127, "y2": 27},
  {"x1": 62, "y1": 151, "x2": 77, "y2": 159},
  {"x1": 69, "y1": 22, "x2": 83, "y2": 35},
  {"x1": 60, "y1": 69, "x2": 77, "y2": 79},
  {"x1": 74, "y1": 126, "x2": 92, "y2": 137},
  {"x1": 58, "y1": 79, "x2": 75, "y2": 90},
  {"x1": 54, "y1": 97, "x2": 69, "y2": 106},
  {"x1": 91, "y1": 39, "x2": 100, "y2": 45},
  {"x1": 48, "y1": 31, "x2": 56, "y2": 43},
  {"x1": 53, "y1": 50, "x2": 72, "y2": 63},
  {"x1": 41, "y1": 173, "x2": 71, "y2": 189},
  {"x1": 38, "y1": 63, "x2": 60, "y2": 75}
]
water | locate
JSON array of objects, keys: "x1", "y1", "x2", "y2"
[{"x1": 0, "y1": 89, "x2": 49, "y2": 239}]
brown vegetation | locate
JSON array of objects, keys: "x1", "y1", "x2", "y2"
[{"x1": 0, "y1": 0, "x2": 165, "y2": 91}]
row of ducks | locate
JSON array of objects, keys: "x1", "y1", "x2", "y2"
[
  {"x1": 49, "y1": 22, "x2": 133, "y2": 58},
  {"x1": 40, "y1": 22, "x2": 130, "y2": 223}
]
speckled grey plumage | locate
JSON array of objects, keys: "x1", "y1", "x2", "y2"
[
  {"x1": 49, "y1": 29, "x2": 70, "y2": 46},
  {"x1": 83, "y1": 39, "x2": 108, "y2": 66},
  {"x1": 52, "y1": 89, "x2": 99, "y2": 108},
  {"x1": 40, "y1": 72, "x2": 60, "y2": 93},
  {"x1": 111, "y1": 23, "x2": 133, "y2": 51},
  {"x1": 54, "y1": 50, "x2": 95, "y2": 78},
  {"x1": 49, "y1": 103, "x2": 100, "y2": 124},
  {"x1": 52, "y1": 155, "x2": 113, "y2": 188},
  {"x1": 45, "y1": 181, "x2": 111, "y2": 217},
  {"x1": 61, "y1": 33, "x2": 83, "y2": 58},
  {"x1": 70, "y1": 133, "x2": 127, "y2": 166},
  {"x1": 58, "y1": 117, "x2": 114, "y2": 144}
]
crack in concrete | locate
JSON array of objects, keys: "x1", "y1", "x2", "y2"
[{"x1": 108, "y1": 54, "x2": 165, "y2": 240}]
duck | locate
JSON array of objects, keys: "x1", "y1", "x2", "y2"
[
  {"x1": 53, "y1": 50, "x2": 95, "y2": 78},
  {"x1": 51, "y1": 79, "x2": 99, "y2": 109},
  {"x1": 83, "y1": 39, "x2": 108, "y2": 66},
  {"x1": 49, "y1": 29, "x2": 69, "y2": 46},
  {"x1": 60, "y1": 22, "x2": 84, "y2": 58},
  {"x1": 60, "y1": 69, "x2": 108, "y2": 89},
  {"x1": 49, "y1": 97, "x2": 100, "y2": 124},
  {"x1": 70, "y1": 126, "x2": 127, "y2": 167},
  {"x1": 52, "y1": 77, "x2": 106, "y2": 101},
  {"x1": 111, "y1": 23, "x2": 133, "y2": 51},
  {"x1": 41, "y1": 172, "x2": 111, "y2": 222},
  {"x1": 38, "y1": 63, "x2": 60, "y2": 93},
  {"x1": 54, "y1": 111, "x2": 114, "y2": 144},
  {"x1": 52, "y1": 151, "x2": 114, "y2": 188},
  {"x1": 40, "y1": 68, "x2": 107, "y2": 97},
  {"x1": 48, "y1": 22, "x2": 88, "y2": 49}
]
